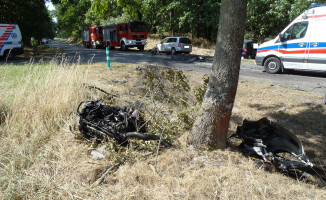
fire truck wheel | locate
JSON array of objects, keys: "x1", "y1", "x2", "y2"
[
  {"x1": 121, "y1": 42, "x2": 127, "y2": 51},
  {"x1": 138, "y1": 46, "x2": 144, "y2": 51},
  {"x1": 264, "y1": 57, "x2": 281, "y2": 74},
  {"x1": 92, "y1": 41, "x2": 97, "y2": 49},
  {"x1": 171, "y1": 48, "x2": 176, "y2": 55}
]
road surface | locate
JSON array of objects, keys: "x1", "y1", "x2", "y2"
[{"x1": 1, "y1": 40, "x2": 326, "y2": 94}]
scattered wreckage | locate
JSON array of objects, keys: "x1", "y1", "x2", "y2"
[
  {"x1": 147, "y1": 48, "x2": 207, "y2": 63},
  {"x1": 70, "y1": 98, "x2": 172, "y2": 147},
  {"x1": 230, "y1": 117, "x2": 326, "y2": 182},
  {"x1": 70, "y1": 98, "x2": 324, "y2": 182}
]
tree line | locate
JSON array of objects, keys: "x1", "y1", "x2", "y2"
[
  {"x1": 1, "y1": 0, "x2": 325, "y2": 45},
  {"x1": 53, "y1": 0, "x2": 326, "y2": 43},
  {"x1": 0, "y1": 0, "x2": 56, "y2": 45}
]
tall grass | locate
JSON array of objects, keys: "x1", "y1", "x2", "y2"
[
  {"x1": 0, "y1": 61, "x2": 325, "y2": 199},
  {"x1": 0, "y1": 60, "x2": 89, "y2": 199}
]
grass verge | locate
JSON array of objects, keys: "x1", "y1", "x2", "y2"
[{"x1": 0, "y1": 61, "x2": 325, "y2": 199}]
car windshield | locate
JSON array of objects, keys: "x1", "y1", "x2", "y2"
[
  {"x1": 130, "y1": 23, "x2": 146, "y2": 32},
  {"x1": 179, "y1": 38, "x2": 191, "y2": 44}
]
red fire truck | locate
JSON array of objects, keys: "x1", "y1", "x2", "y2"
[
  {"x1": 82, "y1": 25, "x2": 103, "y2": 49},
  {"x1": 102, "y1": 21, "x2": 147, "y2": 51}
]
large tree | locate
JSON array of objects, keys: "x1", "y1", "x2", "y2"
[{"x1": 188, "y1": 0, "x2": 247, "y2": 149}]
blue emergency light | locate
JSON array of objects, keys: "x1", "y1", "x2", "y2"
[{"x1": 311, "y1": 3, "x2": 326, "y2": 8}]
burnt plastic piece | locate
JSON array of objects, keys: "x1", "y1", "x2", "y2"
[{"x1": 231, "y1": 118, "x2": 326, "y2": 182}]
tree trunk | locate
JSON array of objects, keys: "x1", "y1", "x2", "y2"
[
  {"x1": 170, "y1": 9, "x2": 174, "y2": 36},
  {"x1": 188, "y1": 0, "x2": 247, "y2": 149}
]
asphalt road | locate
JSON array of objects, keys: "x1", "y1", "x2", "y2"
[{"x1": 2, "y1": 40, "x2": 326, "y2": 94}]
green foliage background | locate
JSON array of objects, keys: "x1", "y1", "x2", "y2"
[
  {"x1": 2, "y1": 0, "x2": 325, "y2": 45},
  {"x1": 54, "y1": 0, "x2": 326, "y2": 43},
  {"x1": 0, "y1": 0, "x2": 56, "y2": 45}
]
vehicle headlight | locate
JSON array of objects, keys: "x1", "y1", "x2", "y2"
[{"x1": 128, "y1": 41, "x2": 132, "y2": 45}]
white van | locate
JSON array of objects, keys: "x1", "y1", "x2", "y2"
[
  {"x1": 256, "y1": 3, "x2": 326, "y2": 73},
  {"x1": 0, "y1": 24, "x2": 23, "y2": 59}
]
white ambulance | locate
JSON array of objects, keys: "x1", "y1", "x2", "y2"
[
  {"x1": 256, "y1": 3, "x2": 326, "y2": 73},
  {"x1": 0, "y1": 24, "x2": 23, "y2": 59}
]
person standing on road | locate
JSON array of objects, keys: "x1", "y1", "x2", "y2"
[{"x1": 31, "y1": 36, "x2": 38, "y2": 55}]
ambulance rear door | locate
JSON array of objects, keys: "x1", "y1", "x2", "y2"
[{"x1": 307, "y1": 18, "x2": 326, "y2": 71}]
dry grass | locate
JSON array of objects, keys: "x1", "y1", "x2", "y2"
[
  {"x1": 0, "y1": 61, "x2": 326, "y2": 199},
  {"x1": 15, "y1": 44, "x2": 65, "y2": 60}
]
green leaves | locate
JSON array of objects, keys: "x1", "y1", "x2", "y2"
[
  {"x1": 246, "y1": 0, "x2": 326, "y2": 42},
  {"x1": 0, "y1": 0, "x2": 56, "y2": 43}
]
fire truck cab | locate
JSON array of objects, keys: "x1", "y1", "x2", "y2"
[
  {"x1": 82, "y1": 25, "x2": 103, "y2": 49},
  {"x1": 103, "y1": 21, "x2": 147, "y2": 51}
]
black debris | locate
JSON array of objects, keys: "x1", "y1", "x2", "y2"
[
  {"x1": 70, "y1": 99, "x2": 172, "y2": 147},
  {"x1": 182, "y1": 54, "x2": 206, "y2": 63},
  {"x1": 230, "y1": 117, "x2": 326, "y2": 182}
]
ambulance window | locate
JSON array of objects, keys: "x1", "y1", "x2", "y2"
[{"x1": 284, "y1": 21, "x2": 309, "y2": 41}]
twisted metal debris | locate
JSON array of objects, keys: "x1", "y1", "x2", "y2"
[
  {"x1": 230, "y1": 117, "x2": 325, "y2": 182},
  {"x1": 70, "y1": 99, "x2": 172, "y2": 147}
]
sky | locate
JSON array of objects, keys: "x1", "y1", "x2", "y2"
[
  {"x1": 46, "y1": 1, "x2": 55, "y2": 11},
  {"x1": 45, "y1": 1, "x2": 57, "y2": 22}
]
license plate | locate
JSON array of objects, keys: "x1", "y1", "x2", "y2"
[
  {"x1": 184, "y1": 46, "x2": 189, "y2": 48},
  {"x1": 136, "y1": 42, "x2": 142, "y2": 45}
]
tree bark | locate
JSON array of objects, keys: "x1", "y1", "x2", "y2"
[{"x1": 188, "y1": 0, "x2": 247, "y2": 149}]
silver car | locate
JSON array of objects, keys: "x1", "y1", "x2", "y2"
[{"x1": 155, "y1": 37, "x2": 192, "y2": 55}]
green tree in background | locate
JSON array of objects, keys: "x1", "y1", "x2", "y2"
[
  {"x1": 54, "y1": 0, "x2": 91, "y2": 38},
  {"x1": 246, "y1": 0, "x2": 326, "y2": 42},
  {"x1": 53, "y1": 0, "x2": 326, "y2": 43},
  {"x1": 0, "y1": 0, "x2": 55, "y2": 45}
]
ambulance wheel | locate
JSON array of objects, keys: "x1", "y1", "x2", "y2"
[
  {"x1": 92, "y1": 41, "x2": 97, "y2": 49},
  {"x1": 4, "y1": 50, "x2": 14, "y2": 60},
  {"x1": 264, "y1": 57, "x2": 281, "y2": 74}
]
